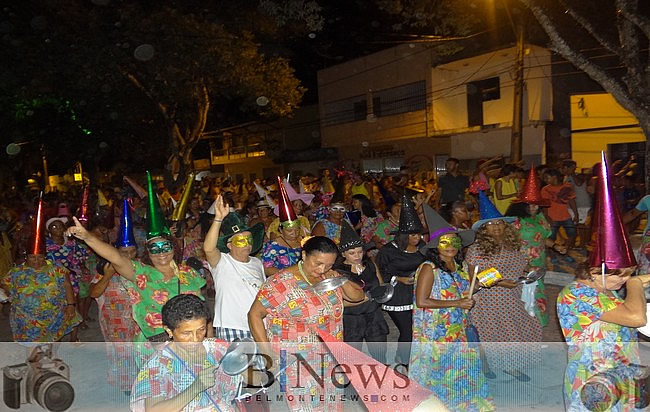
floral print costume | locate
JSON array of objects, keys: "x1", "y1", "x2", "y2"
[
  {"x1": 261, "y1": 241, "x2": 301, "y2": 271},
  {"x1": 410, "y1": 262, "x2": 494, "y2": 411},
  {"x1": 256, "y1": 269, "x2": 344, "y2": 411},
  {"x1": 513, "y1": 214, "x2": 552, "y2": 326},
  {"x1": 46, "y1": 237, "x2": 89, "y2": 295},
  {"x1": 130, "y1": 339, "x2": 240, "y2": 411},
  {"x1": 557, "y1": 282, "x2": 640, "y2": 411},
  {"x1": 126, "y1": 260, "x2": 206, "y2": 342},
  {"x1": 314, "y1": 219, "x2": 342, "y2": 244},
  {"x1": 91, "y1": 269, "x2": 140, "y2": 391},
  {"x1": 2, "y1": 260, "x2": 82, "y2": 341}
]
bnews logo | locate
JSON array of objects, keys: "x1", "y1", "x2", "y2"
[{"x1": 244, "y1": 350, "x2": 411, "y2": 392}]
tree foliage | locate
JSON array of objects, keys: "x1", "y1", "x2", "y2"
[{"x1": 519, "y1": 0, "x2": 650, "y2": 186}]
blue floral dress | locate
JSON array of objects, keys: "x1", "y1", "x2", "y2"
[
  {"x1": 410, "y1": 261, "x2": 494, "y2": 411},
  {"x1": 46, "y1": 237, "x2": 89, "y2": 294},
  {"x1": 261, "y1": 241, "x2": 301, "y2": 271},
  {"x1": 2, "y1": 260, "x2": 82, "y2": 341},
  {"x1": 557, "y1": 281, "x2": 640, "y2": 411}
]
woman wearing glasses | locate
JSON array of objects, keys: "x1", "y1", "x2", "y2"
[
  {"x1": 311, "y1": 190, "x2": 348, "y2": 244},
  {"x1": 465, "y1": 209, "x2": 542, "y2": 382}
]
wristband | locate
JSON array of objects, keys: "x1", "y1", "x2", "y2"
[{"x1": 213, "y1": 219, "x2": 223, "y2": 223}]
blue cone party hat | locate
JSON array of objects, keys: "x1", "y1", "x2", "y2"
[
  {"x1": 115, "y1": 198, "x2": 137, "y2": 248},
  {"x1": 472, "y1": 190, "x2": 515, "y2": 230}
]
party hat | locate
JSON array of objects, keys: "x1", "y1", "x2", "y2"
[
  {"x1": 314, "y1": 329, "x2": 450, "y2": 412},
  {"x1": 254, "y1": 181, "x2": 276, "y2": 209},
  {"x1": 273, "y1": 178, "x2": 314, "y2": 216},
  {"x1": 422, "y1": 203, "x2": 474, "y2": 250},
  {"x1": 171, "y1": 172, "x2": 195, "y2": 221},
  {"x1": 115, "y1": 198, "x2": 136, "y2": 248},
  {"x1": 589, "y1": 151, "x2": 636, "y2": 269},
  {"x1": 513, "y1": 166, "x2": 549, "y2": 206},
  {"x1": 472, "y1": 190, "x2": 515, "y2": 231},
  {"x1": 145, "y1": 171, "x2": 170, "y2": 239},
  {"x1": 124, "y1": 176, "x2": 147, "y2": 199},
  {"x1": 394, "y1": 192, "x2": 424, "y2": 234},
  {"x1": 30, "y1": 192, "x2": 46, "y2": 255},
  {"x1": 78, "y1": 185, "x2": 90, "y2": 223},
  {"x1": 338, "y1": 220, "x2": 363, "y2": 252},
  {"x1": 276, "y1": 176, "x2": 299, "y2": 228},
  {"x1": 97, "y1": 188, "x2": 109, "y2": 207}
]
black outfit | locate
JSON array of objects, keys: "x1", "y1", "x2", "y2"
[
  {"x1": 438, "y1": 173, "x2": 469, "y2": 206},
  {"x1": 342, "y1": 262, "x2": 389, "y2": 363},
  {"x1": 376, "y1": 241, "x2": 426, "y2": 365}
]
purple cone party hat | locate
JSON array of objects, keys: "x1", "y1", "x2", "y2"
[
  {"x1": 471, "y1": 190, "x2": 515, "y2": 231},
  {"x1": 589, "y1": 151, "x2": 636, "y2": 270},
  {"x1": 115, "y1": 198, "x2": 137, "y2": 248},
  {"x1": 145, "y1": 171, "x2": 171, "y2": 239}
]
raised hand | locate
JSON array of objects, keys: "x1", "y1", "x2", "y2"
[
  {"x1": 66, "y1": 217, "x2": 91, "y2": 241},
  {"x1": 213, "y1": 195, "x2": 229, "y2": 221}
]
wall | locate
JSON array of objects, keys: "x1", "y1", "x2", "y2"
[
  {"x1": 570, "y1": 93, "x2": 644, "y2": 169},
  {"x1": 430, "y1": 45, "x2": 552, "y2": 132}
]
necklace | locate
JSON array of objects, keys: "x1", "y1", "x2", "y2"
[
  {"x1": 280, "y1": 235, "x2": 300, "y2": 250},
  {"x1": 297, "y1": 261, "x2": 312, "y2": 285}
]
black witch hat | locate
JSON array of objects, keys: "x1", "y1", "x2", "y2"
[
  {"x1": 393, "y1": 192, "x2": 424, "y2": 234},
  {"x1": 338, "y1": 220, "x2": 363, "y2": 252},
  {"x1": 421, "y1": 204, "x2": 474, "y2": 252}
]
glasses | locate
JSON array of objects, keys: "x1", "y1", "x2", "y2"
[
  {"x1": 330, "y1": 206, "x2": 347, "y2": 213},
  {"x1": 148, "y1": 240, "x2": 173, "y2": 255},
  {"x1": 231, "y1": 234, "x2": 254, "y2": 248},
  {"x1": 485, "y1": 220, "x2": 505, "y2": 226},
  {"x1": 438, "y1": 237, "x2": 462, "y2": 249}
]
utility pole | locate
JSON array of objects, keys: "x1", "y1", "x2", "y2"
[{"x1": 510, "y1": 19, "x2": 525, "y2": 163}]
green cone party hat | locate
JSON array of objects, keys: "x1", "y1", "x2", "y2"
[{"x1": 145, "y1": 171, "x2": 171, "y2": 239}]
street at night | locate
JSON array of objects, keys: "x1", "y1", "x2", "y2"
[{"x1": 1, "y1": 1, "x2": 650, "y2": 411}]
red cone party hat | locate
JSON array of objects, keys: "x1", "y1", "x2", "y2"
[
  {"x1": 78, "y1": 185, "x2": 90, "y2": 223},
  {"x1": 589, "y1": 151, "x2": 636, "y2": 269},
  {"x1": 31, "y1": 193, "x2": 46, "y2": 255},
  {"x1": 514, "y1": 165, "x2": 549, "y2": 206},
  {"x1": 315, "y1": 329, "x2": 449, "y2": 411},
  {"x1": 277, "y1": 176, "x2": 299, "y2": 229}
]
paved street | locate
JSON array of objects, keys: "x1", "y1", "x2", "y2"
[{"x1": 0, "y1": 283, "x2": 574, "y2": 411}]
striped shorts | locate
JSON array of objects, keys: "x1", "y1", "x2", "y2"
[{"x1": 214, "y1": 327, "x2": 252, "y2": 342}]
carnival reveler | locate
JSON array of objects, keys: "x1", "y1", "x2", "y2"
[
  {"x1": 466, "y1": 191, "x2": 542, "y2": 382},
  {"x1": 67, "y1": 172, "x2": 206, "y2": 356},
  {"x1": 557, "y1": 152, "x2": 650, "y2": 411},
  {"x1": 248, "y1": 236, "x2": 365, "y2": 411},
  {"x1": 89, "y1": 198, "x2": 140, "y2": 393},
  {"x1": 376, "y1": 191, "x2": 426, "y2": 365},
  {"x1": 262, "y1": 177, "x2": 306, "y2": 275},
  {"x1": 1, "y1": 194, "x2": 82, "y2": 341},
  {"x1": 410, "y1": 204, "x2": 495, "y2": 411}
]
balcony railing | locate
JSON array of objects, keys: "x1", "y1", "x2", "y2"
[{"x1": 211, "y1": 144, "x2": 266, "y2": 164}]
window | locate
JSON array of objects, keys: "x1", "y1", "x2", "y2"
[
  {"x1": 374, "y1": 81, "x2": 425, "y2": 117},
  {"x1": 467, "y1": 77, "x2": 500, "y2": 127}
]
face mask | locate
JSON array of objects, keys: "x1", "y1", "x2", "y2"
[
  {"x1": 438, "y1": 236, "x2": 462, "y2": 250},
  {"x1": 231, "y1": 234, "x2": 254, "y2": 248},
  {"x1": 148, "y1": 240, "x2": 173, "y2": 255},
  {"x1": 330, "y1": 206, "x2": 346, "y2": 213}
]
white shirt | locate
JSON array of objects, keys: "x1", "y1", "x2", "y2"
[{"x1": 209, "y1": 253, "x2": 265, "y2": 331}]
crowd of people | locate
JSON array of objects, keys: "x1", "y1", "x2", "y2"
[{"x1": 0, "y1": 153, "x2": 648, "y2": 411}]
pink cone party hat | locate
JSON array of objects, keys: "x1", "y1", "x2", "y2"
[{"x1": 588, "y1": 151, "x2": 636, "y2": 270}]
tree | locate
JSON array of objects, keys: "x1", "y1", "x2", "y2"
[
  {"x1": 2, "y1": 1, "x2": 305, "y2": 188},
  {"x1": 518, "y1": 0, "x2": 650, "y2": 187}
]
